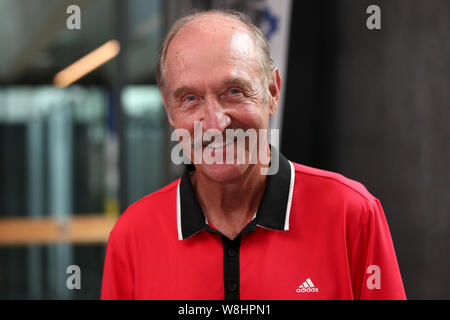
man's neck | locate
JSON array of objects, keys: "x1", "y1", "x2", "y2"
[{"x1": 190, "y1": 163, "x2": 268, "y2": 240}]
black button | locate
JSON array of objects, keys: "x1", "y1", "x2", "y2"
[
  {"x1": 228, "y1": 282, "x2": 237, "y2": 292},
  {"x1": 227, "y1": 249, "x2": 236, "y2": 257}
]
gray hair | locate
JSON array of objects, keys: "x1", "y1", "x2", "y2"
[{"x1": 156, "y1": 9, "x2": 276, "y2": 90}]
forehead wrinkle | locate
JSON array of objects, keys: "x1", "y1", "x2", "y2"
[{"x1": 166, "y1": 44, "x2": 262, "y2": 92}]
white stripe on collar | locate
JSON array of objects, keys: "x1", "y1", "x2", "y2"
[
  {"x1": 177, "y1": 181, "x2": 183, "y2": 240},
  {"x1": 284, "y1": 161, "x2": 296, "y2": 230}
]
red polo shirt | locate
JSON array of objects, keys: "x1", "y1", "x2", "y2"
[{"x1": 101, "y1": 149, "x2": 406, "y2": 300}]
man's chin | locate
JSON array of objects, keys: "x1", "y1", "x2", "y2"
[{"x1": 194, "y1": 162, "x2": 250, "y2": 183}]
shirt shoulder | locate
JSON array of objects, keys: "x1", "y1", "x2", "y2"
[
  {"x1": 290, "y1": 161, "x2": 380, "y2": 224},
  {"x1": 291, "y1": 162, "x2": 375, "y2": 201},
  {"x1": 110, "y1": 178, "x2": 180, "y2": 237}
]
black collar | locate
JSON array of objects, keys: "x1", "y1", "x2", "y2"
[{"x1": 176, "y1": 146, "x2": 295, "y2": 240}]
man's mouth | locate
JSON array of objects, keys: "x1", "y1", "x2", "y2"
[{"x1": 204, "y1": 137, "x2": 235, "y2": 150}]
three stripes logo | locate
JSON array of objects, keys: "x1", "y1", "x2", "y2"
[{"x1": 296, "y1": 278, "x2": 319, "y2": 293}]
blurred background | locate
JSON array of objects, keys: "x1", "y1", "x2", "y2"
[{"x1": 0, "y1": 0, "x2": 448, "y2": 299}]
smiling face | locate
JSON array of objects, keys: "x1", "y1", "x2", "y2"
[{"x1": 161, "y1": 14, "x2": 280, "y2": 183}]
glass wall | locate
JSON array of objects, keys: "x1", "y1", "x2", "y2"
[
  {"x1": 0, "y1": 85, "x2": 165, "y2": 299},
  {"x1": 0, "y1": 85, "x2": 164, "y2": 299},
  {"x1": 0, "y1": 0, "x2": 168, "y2": 299},
  {"x1": 122, "y1": 86, "x2": 166, "y2": 205}
]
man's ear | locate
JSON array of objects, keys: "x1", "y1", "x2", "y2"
[
  {"x1": 268, "y1": 68, "x2": 282, "y2": 116},
  {"x1": 161, "y1": 90, "x2": 175, "y2": 127}
]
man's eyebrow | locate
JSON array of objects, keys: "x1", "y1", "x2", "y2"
[
  {"x1": 223, "y1": 78, "x2": 252, "y2": 91},
  {"x1": 172, "y1": 78, "x2": 253, "y2": 100},
  {"x1": 172, "y1": 86, "x2": 193, "y2": 100}
]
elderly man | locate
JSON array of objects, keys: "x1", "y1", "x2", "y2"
[{"x1": 101, "y1": 9, "x2": 406, "y2": 300}]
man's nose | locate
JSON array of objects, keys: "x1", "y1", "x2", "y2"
[{"x1": 201, "y1": 98, "x2": 231, "y2": 132}]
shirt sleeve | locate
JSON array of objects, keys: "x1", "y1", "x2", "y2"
[
  {"x1": 349, "y1": 198, "x2": 406, "y2": 300},
  {"x1": 101, "y1": 229, "x2": 134, "y2": 299}
]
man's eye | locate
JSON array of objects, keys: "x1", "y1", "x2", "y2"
[
  {"x1": 184, "y1": 96, "x2": 196, "y2": 102},
  {"x1": 229, "y1": 88, "x2": 242, "y2": 95}
]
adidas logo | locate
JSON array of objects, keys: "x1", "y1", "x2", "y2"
[{"x1": 296, "y1": 278, "x2": 319, "y2": 293}]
